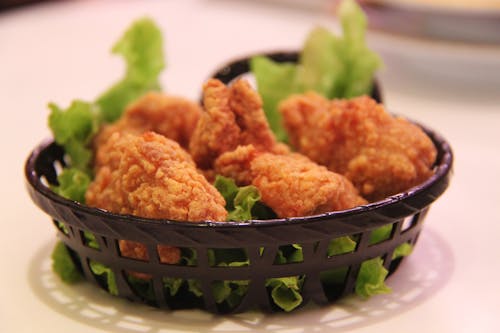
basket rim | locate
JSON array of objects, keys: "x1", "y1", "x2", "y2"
[{"x1": 24, "y1": 121, "x2": 453, "y2": 230}]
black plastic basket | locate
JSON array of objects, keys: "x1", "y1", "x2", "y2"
[{"x1": 24, "y1": 52, "x2": 453, "y2": 314}]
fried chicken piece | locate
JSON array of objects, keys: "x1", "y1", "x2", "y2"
[
  {"x1": 118, "y1": 240, "x2": 179, "y2": 264},
  {"x1": 117, "y1": 240, "x2": 181, "y2": 279},
  {"x1": 87, "y1": 131, "x2": 227, "y2": 220},
  {"x1": 214, "y1": 145, "x2": 366, "y2": 218},
  {"x1": 94, "y1": 92, "x2": 202, "y2": 169},
  {"x1": 86, "y1": 132, "x2": 227, "y2": 271},
  {"x1": 279, "y1": 94, "x2": 437, "y2": 201},
  {"x1": 189, "y1": 79, "x2": 287, "y2": 170},
  {"x1": 188, "y1": 79, "x2": 241, "y2": 170}
]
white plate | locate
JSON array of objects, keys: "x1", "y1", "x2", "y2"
[
  {"x1": 361, "y1": 0, "x2": 500, "y2": 45},
  {"x1": 368, "y1": 28, "x2": 500, "y2": 86}
]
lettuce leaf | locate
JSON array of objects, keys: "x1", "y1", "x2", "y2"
[
  {"x1": 274, "y1": 244, "x2": 304, "y2": 264},
  {"x1": 162, "y1": 277, "x2": 184, "y2": 297},
  {"x1": 50, "y1": 168, "x2": 92, "y2": 203},
  {"x1": 214, "y1": 175, "x2": 276, "y2": 220},
  {"x1": 48, "y1": 18, "x2": 165, "y2": 202},
  {"x1": 228, "y1": 186, "x2": 261, "y2": 221},
  {"x1": 212, "y1": 280, "x2": 250, "y2": 308},
  {"x1": 327, "y1": 236, "x2": 357, "y2": 256},
  {"x1": 266, "y1": 276, "x2": 304, "y2": 312},
  {"x1": 51, "y1": 241, "x2": 82, "y2": 284},
  {"x1": 89, "y1": 260, "x2": 119, "y2": 296},
  {"x1": 250, "y1": 56, "x2": 299, "y2": 142},
  {"x1": 355, "y1": 257, "x2": 391, "y2": 298},
  {"x1": 325, "y1": 234, "x2": 403, "y2": 299},
  {"x1": 96, "y1": 17, "x2": 165, "y2": 123},
  {"x1": 251, "y1": 0, "x2": 382, "y2": 142},
  {"x1": 369, "y1": 224, "x2": 413, "y2": 259},
  {"x1": 48, "y1": 100, "x2": 99, "y2": 173},
  {"x1": 336, "y1": 0, "x2": 382, "y2": 98},
  {"x1": 393, "y1": 242, "x2": 412, "y2": 259}
]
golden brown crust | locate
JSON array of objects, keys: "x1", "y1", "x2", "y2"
[
  {"x1": 214, "y1": 145, "x2": 260, "y2": 186},
  {"x1": 214, "y1": 145, "x2": 366, "y2": 218},
  {"x1": 189, "y1": 79, "x2": 286, "y2": 171},
  {"x1": 280, "y1": 94, "x2": 437, "y2": 201},
  {"x1": 118, "y1": 241, "x2": 181, "y2": 279},
  {"x1": 86, "y1": 132, "x2": 227, "y2": 222},
  {"x1": 93, "y1": 92, "x2": 202, "y2": 169},
  {"x1": 188, "y1": 79, "x2": 241, "y2": 170}
]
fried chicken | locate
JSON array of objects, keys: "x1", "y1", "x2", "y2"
[
  {"x1": 214, "y1": 145, "x2": 366, "y2": 218},
  {"x1": 279, "y1": 93, "x2": 437, "y2": 201},
  {"x1": 86, "y1": 131, "x2": 227, "y2": 269},
  {"x1": 87, "y1": 131, "x2": 227, "y2": 220},
  {"x1": 189, "y1": 79, "x2": 287, "y2": 170},
  {"x1": 94, "y1": 92, "x2": 202, "y2": 169}
]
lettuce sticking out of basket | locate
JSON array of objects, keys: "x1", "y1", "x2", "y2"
[
  {"x1": 50, "y1": 168, "x2": 92, "y2": 203},
  {"x1": 267, "y1": 276, "x2": 304, "y2": 312},
  {"x1": 89, "y1": 260, "x2": 119, "y2": 296},
  {"x1": 208, "y1": 248, "x2": 250, "y2": 309},
  {"x1": 48, "y1": 17, "x2": 165, "y2": 201},
  {"x1": 266, "y1": 244, "x2": 305, "y2": 311},
  {"x1": 327, "y1": 236, "x2": 357, "y2": 256},
  {"x1": 393, "y1": 242, "x2": 412, "y2": 259},
  {"x1": 250, "y1": 0, "x2": 382, "y2": 141},
  {"x1": 51, "y1": 242, "x2": 82, "y2": 284},
  {"x1": 323, "y1": 230, "x2": 413, "y2": 299},
  {"x1": 355, "y1": 258, "x2": 391, "y2": 298},
  {"x1": 96, "y1": 17, "x2": 165, "y2": 123},
  {"x1": 214, "y1": 175, "x2": 277, "y2": 220},
  {"x1": 370, "y1": 224, "x2": 414, "y2": 259},
  {"x1": 48, "y1": 101, "x2": 100, "y2": 174}
]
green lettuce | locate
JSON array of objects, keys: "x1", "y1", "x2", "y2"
[
  {"x1": 207, "y1": 248, "x2": 250, "y2": 309},
  {"x1": 327, "y1": 236, "x2": 357, "y2": 256},
  {"x1": 48, "y1": 17, "x2": 165, "y2": 201},
  {"x1": 249, "y1": 57, "x2": 298, "y2": 141},
  {"x1": 355, "y1": 257, "x2": 391, "y2": 298},
  {"x1": 51, "y1": 242, "x2": 82, "y2": 284},
  {"x1": 89, "y1": 260, "x2": 119, "y2": 296},
  {"x1": 266, "y1": 276, "x2": 304, "y2": 312},
  {"x1": 96, "y1": 17, "x2": 165, "y2": 123},
  {"x1": 212, "y1": 279, "x2": 250, "y2": 309},
  {"x1": 50, "y1": 168, "x2": 92, "y2": 203},
  {"x1": 393, "y1": 242, "x2": 412, "y2": 259},
  {"x1": 323, "y1": 228, "x2": 414, "y2": 299},
  {"x1": 214, "y1": 175, "x2": 276, "y2": 220},
  {"x1": 370, "y1": 224, "x2": 414, "y2": 260},
  {"x1": 267, "y1": 244, "x2": 305, "y2": 311},
  {"x1": 275, "y1": 244, "x2": 304, "y2": 264},
  {"x1": 251, "y1": 0, "x2": 382, "y2": 141},
  {"x1": 48, "y1": 100, "x2": 99, "y2": 174}
]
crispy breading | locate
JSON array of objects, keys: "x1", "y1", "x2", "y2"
[
  {"x1": 279, "y1": 93, "x2": 437, "y2": 201},
  {"x1": 86, "y1": 132, "x2": 228, "y2": 271},
  {"x1": 214, "y1": 145, "x2": 366, "y2": 218},
  {"x1": 86, "y1": 131, "x2": 227, "y2": 221},
  {"x1": 94, "y1": 92, "x2": 202, "y2": 168},
  {"x1": 189, "y1": 79, "x2": 287, "y2": 170},
  {"x1": 188, "y1": 79, "x2": 241, "y2": 169},
  {"x1": 117, "y1": 240, "x2": 181, "y2": 279}
]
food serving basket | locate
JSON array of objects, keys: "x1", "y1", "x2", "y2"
[{"x1": 25, "y1": 52, "x2": 453, "y2": 314}]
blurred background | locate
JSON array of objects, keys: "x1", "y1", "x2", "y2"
[{"x1": 1, "y1": 1, "x2": 499, "y2": 332}]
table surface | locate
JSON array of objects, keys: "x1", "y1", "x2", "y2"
[{"x1": 1, "y1": 1, "x2": 500, "y2": 332}]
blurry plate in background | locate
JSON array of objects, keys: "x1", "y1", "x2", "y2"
[
  {"x1": 360, "y1": 0, "x2": 500, "y2": 45},
  {"x1": 361, "y1": 0, "x2": 500, "y2": 87},
  {"x1": 367, "y1": 28, "x2": 500, "y2": 90}
]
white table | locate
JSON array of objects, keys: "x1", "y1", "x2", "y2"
[{"x1": 1, "y1": 1, "x2": 499, "y2": 332}]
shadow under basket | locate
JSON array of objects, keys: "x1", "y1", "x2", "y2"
[{"x1": 25, "y1": 123, "x2": 452, "y2": 313}]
